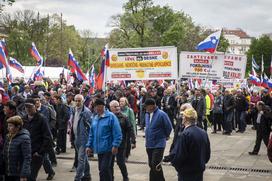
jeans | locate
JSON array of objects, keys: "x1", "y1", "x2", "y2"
[
  {"x1": 74, "y1": 145, "x2": 90, "y2": 181},
  {"x1": 98, "y1": 152, "x2": 113, "y2": 181},
  {"x1": 223, "y1": 111, "x2": 233, "y2": 133},
  {"x1": 236, "y1": 111, "x2": 246, "y2": 132},
  {"x1": 213, "y1": 113, "x2": 223, "y2": 132},
  {"x1": 146, "y1": 148, "x2": 165, "y2": 181},
  {"x1": 112, "y1": 148, "x2": 128, "y2": 181}
]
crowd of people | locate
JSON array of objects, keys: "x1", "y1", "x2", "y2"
[{"x1": 0, "y1": 73, "x2": 271, "y2": 181}]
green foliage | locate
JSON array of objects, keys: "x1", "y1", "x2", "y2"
[
  {"x1": 246, "y1": 35, "x2": 272, "y2": 75},
  {"x1": 0, "y1": 10, "x2": 104, "y2": 70},
  {"x1": 108, "y1": 1, "x2": 204, "y2": 52}
]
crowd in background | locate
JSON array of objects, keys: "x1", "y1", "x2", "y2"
[{"x1": 0, "y1": 73, "x2": 271, "y2": 181}]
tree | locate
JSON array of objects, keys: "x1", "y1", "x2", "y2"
[
  {"x1": 247, "y1": 35, "x2": 272, "y2": 75},
  {"x1": 0, "y1": 0, "x2": 15, "y2": 13},
  {"x1": 108, "y1": 0, "x2": 204, "y2": 52}
]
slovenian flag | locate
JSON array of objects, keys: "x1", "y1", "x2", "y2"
[
  {"x1": 9, "y1": 57, "x2": 24, "y2": 73},
  {"x1": 196, "y1": 30, "x2": 221, "y2": 53},
  {"x1": 33, "y1": 68, "x2": 44, "y2": 81},
  {"x1": 30, "y1": 42, "x2": 43, "y2": 66},
  {"x1": 67, "y1": 49, "x2": 87, "y2": 81},
  {"x1": 96, "y1": 59, "x2": 105, "y2": 90}
]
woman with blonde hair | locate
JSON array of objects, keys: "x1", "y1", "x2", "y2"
[{"x1": 3, "y1": 116, "x2": 31, "y2": 181}]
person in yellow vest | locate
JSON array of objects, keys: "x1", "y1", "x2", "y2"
[{"x1": 201, "y1": 89, "x2": 211, "y2": 131}]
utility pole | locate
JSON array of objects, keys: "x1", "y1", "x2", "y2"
[{"x1": 60, "y1": 13, "x2": 63, "y2": 62}]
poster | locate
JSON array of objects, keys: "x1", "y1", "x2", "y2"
[
  {"x1": 223, "y1": 54, "x2": 247, "y2": 79},
  {"x1": 107, "y1": 46, "x2": 177, "y2": 80},
  {"x1": 179, "y1": 52, "x2": 224, "y2": 80}
]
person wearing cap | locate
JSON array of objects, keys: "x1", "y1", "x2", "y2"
[
  {"x1": 86, "y1": 98, "x2": 122, "y2": 181},
  {"x1": 170, "y1": 108, "x2": 211, "y2": 181},
  {"x1": 3, "y1": 116, "x2": 31, "y2": 181},
  {"x1": 144, "y1": 98, "x2": 172, "y2": 181},
  {"x1": 22, "y1": 98, "x2": 53, "y2": 181},
  {"x1": 70, "y1": 94, "x2": 92, "y2": 181},
  {"x1": 109, "y1": 100, "x2": 136, "y2": 181}
]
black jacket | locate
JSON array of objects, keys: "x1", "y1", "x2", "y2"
[
  {"x1": 3, "y1": 129, "x2": 31, "y2": 177},
  {"x1": 115, "y1": 112, "x2": 136, "y2": 149},
  {"x1": 223, "y1": 95, "x2": 235, "y2": 113},
  {"x1": 55, "y1": 103, "x2": 70, "y2": 130},
  {"x1": 22, "y1": 112, "x2": 52, "y2": 155},
  {"x1": 192, "y1": 96, "x2": 206, "y2": 118},
  {"x1": 171, "y1": 125, "x2": 210, "y2": 174},
  {"x1": 235, "y1": 95, "x2": 248, "y2": 112}
]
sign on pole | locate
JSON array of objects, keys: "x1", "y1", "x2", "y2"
[
  {"x1": 179, "y1": 52, "x2": 224, "y2": 80},
  {"x1": 223, "y1": 54, "x2": 247, "y2": 79},
  {"x1": 107, "y1": 46, "x2": 177, "y2": 80}
]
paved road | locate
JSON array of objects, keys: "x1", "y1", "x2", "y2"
[{"x1": 38, "y1": 127, "x2": 272, "y2": 181}]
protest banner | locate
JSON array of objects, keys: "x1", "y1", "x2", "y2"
[
  {"x1": 223, "y1": 54, "x2": 247, "y2": 79},
  {"x1": 107, "y1": 46, "x2": 177, "y2": 80},
  {"x1": 179, "y1": 52, "x2": 224, "y2": 80}
]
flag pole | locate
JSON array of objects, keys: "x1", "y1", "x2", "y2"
[{"x1": 203, "y1": 29, "x2": 222, "y2": 88}]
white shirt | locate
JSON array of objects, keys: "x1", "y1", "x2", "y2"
[{"x1": 149, "y1": 112, "x2": 154, "y2": 124}]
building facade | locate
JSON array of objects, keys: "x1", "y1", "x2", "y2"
[{"x1": 223, "y1": 29, "x2": 252, "y2": 55}]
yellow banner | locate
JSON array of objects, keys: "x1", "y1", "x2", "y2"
[{"x1": 110, "y1": 60, "x2": 172, "y2": 69}]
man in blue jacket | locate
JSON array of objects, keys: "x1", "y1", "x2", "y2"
[
  {"x1": 171, "y1": 108, "x2": 211, "y2": 181},
  {"x1": 86, "y1": 98, "x2": 122, "y2": 181},
  {"x1": 145, "y1": 98, "x2": 172, "y2": 181}
]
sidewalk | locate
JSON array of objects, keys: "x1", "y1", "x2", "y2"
[{"x1": 38, "y1": 127, "x2": 272, "y2": 181}]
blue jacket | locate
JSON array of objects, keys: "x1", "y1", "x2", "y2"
[
  {"x1": 86, "y1": 110, "x2": 122, "y2": 154},
  {"x1": 71, "y1": 106, "x2": 92, "y2": 148},
  {"x1": 145, "y1": 107, "x2": 172, "y2": 148},
  {"x1": 171, "y1": 125, "x2": 211, "y2": 174}
]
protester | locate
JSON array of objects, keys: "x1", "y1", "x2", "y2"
[
  {"x1": 86, "y1": 98, "x2": 122, "y2": 181},
  {"x1": 22, "y1": 98, "x2": 53, "y2": 181},
  {"x1": 170, "y1": 108, "x2": 211, "y2": 181},
  {"x1": 70, "y1": 94, "x2": 92, "y2": 181},
  {"x1": 212, "y1": 90, "x2": 223, "y2": 133},
  {"x1": 3, "y1": 116, "x2": 31, "y2": 181},
  {"x1": 249, "y1": 101, "x2": 272, "y2": 155},
  {"x1": 109, "y1": 100, "x2": 136, "y2": 181},
  {"x1": 144, "y1": 98, "x2": 172, "y2": 181},
  {"x1": 222, "y1": 89, "x2": 235, "y2": 135},
  {"x1": 192, "y1": 89, "x2": 206, "y2": 129}
]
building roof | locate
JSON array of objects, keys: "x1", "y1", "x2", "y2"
[{"x1": 223, "y1": 29, "x2": 251, "y2": 38}]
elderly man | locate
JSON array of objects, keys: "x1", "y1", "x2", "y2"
[
  {"x1": 145, "y1": 98, "x2": 172, "y2": 181},
  {"x1": 86, "y1": 98, "x2": 122, "y2": 181},
  {"x1": 109, "y1": 100, "x2": 136, "y2": 181},
  {"x1": 70, "y1": 94, "x2": 92, "y2": 181},
  {"x1": 171, "y1": 108, "x2": 211, "y2": 181}
]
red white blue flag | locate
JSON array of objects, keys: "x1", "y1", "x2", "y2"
[
  {"x1": 67, "y1": 49, "x2": 87, "y2": 81},
  {"x1": 101, "y1": 44, "x2": 110, "y2": 66},
  {"x1": 0, "y1": 44, "x2": 12, "y2": 83},
  {"x1": 9, "y1": 57, "x2": 24, "y2": 73},
  {"x1": 30, "y1": 42, "x2": 43, "y2": 67},
  {"x1": 196, "y1": 30, "x2": 221, "y2": 53}
]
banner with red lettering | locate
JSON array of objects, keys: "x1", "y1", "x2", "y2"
[
  {"x1": 223, "y1": 54, "x2": 247, "y2": 79},
  {"x1": 179, "y1": 52, "x2": 224, "y2": 80},
  {"x1": 107, "y1": 46, "x2": 177, "y2": 80}
]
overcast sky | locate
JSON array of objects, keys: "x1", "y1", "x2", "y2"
[{"x1": 3, "y1": 0, "x2": 272, "y2": 37}]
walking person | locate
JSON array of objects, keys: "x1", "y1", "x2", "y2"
[
  {"x1": 144, "y1": 98, "x2": 172, "y2": 181},
  {"x1": 222, "y1": 90, "x2": 235, "y2": 135},
  {"x1": 70, "y1": 94, "x2": 92, "y2": 181},
  {"x1": 249, "y1": 101, "x2": 272, "y2": 155},
  {"x1": 170, "y1": 108, "x2": 211, "y2": 181},
  {"x1": 86, "y1": 98, "x2": 122, "y2": 181},
  {"x1": 3, "y1": 116, "x2": 31, "y2": 181},
  {"x1": 109, "y1": 100, "x2": 136, "y2": 181},
  {"x1": 212, "y1": 90, "x2": 223, "y2": 133},
  {"x1": 22, "y1": 98, "x2": 53, "y2": 181}
]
